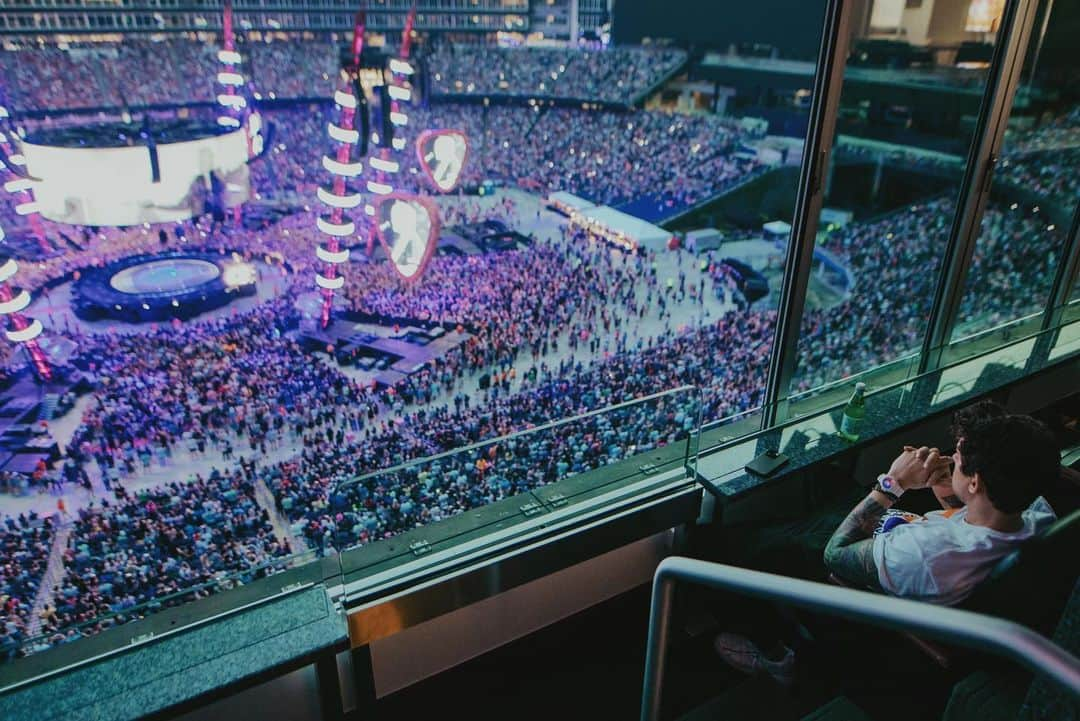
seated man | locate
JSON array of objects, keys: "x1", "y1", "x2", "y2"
[
  {"x1": 714, "y1": 408, "x2": 1058, "y2": 683},
  {"x1": 824, "y1": 413, "x2": 1058, "y2": 605}
]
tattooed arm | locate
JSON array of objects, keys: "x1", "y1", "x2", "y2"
[
  {"x1": 823, "y1": 491, "x2": 891, "y2": 589},
  {"x1": 825, "y1": 448, "x2": 937, "y2": 587}
]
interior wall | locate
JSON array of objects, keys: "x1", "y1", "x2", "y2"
[
  {"x1": 870, "y1": 0, "x2": 906, "y2": 31},
  {"x1": 928, "y1": 0, "x2": 985, "y2": 45},
  {"x1": 901, "y1": 0, "x2": 937, "y2": 45},
  {"x1": 170, "y1": 665, "x2": 323, "y2": 721},
  {"x1": 369, "y1": 531, "x2": 673, "y2": 698}
]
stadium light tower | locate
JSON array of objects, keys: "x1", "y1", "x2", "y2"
[
  {"x1": 314, "y1": 12, "x2": 368, "y2": 329},
  {"x1": 0, "y1": 103, "x2": 51, "y2": 256},
  {"x1": 0, "y1": 249, "x2": 51, "y2": 382}
]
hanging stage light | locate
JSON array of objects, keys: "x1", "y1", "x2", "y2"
[
  {"x1": 0, "y1": 252, "x2": 51, "y2": 381},
  {"x1": 215, "y1": 0, "x2": 260, "y2": 162},
  {"x1": 0, "y1": 104, "x2": 51, "y2": 255},
  {"x1": 312, "y1": 11, "x2": 367, "y2": 329}
]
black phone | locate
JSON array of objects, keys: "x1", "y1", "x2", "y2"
[{"x1": 744, "y1": 449, "x2": 790, "y2": 477}]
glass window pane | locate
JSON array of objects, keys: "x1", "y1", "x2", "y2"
[
  {"x1": 2, "y1": 1, "x2": 843, "y2": 655},
  {"x1": 624, "y1": 0, "x2": 828, "y2": 437},
  {"x1": 791, "y1": 2, "x2": 1007, "y2": 401},
  {"x1": 950, "y1": 0, "x2": 1079, "y2": 348}
]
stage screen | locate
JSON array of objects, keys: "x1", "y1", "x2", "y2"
[{"x1": 24, "y1": 128, "x2": 250, "y2": 226}]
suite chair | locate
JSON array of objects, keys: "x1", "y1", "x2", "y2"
[{"x1": 828, "y1": 508, "x2": 1080, "y2": 670}]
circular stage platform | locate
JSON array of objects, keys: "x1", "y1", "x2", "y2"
[{"x1": 72, "y1": 252, "x2": 257, "y2": 323}]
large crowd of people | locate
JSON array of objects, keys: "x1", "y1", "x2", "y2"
[
  {"x1": 0, "y1": 35, "x2": 1076, "y2": 662},
  {"x1": 43, "y1": 470, "x2": 292, "y2": 642},
  {"x1": 0, "y1": 39, "x2": 684, "y2": 112},
  {"x1": 1, "y1": 513, "x2": 54, "y2": 659},
  {"x1": 428, "y1": 44, "x2": 686, "y2": 103},
  {"x1": 795, "y1": 196, "x2": 1065, "y2": 389},
  {"x1": 250, "y1": 102, "x2": 760, "y2": 218}
]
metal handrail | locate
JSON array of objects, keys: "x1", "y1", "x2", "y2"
[{"x1": 641, "y1": 557, "x2": 1080, "y2": 721}]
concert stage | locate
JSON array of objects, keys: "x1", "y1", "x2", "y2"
[
  {"x1": 299, "y1": 316, "x2": 472, "y2": 389},
  {"x1": 72, "y1": 251, "x2": 257, "y2": 323}
]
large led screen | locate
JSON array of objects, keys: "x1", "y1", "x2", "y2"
[{"x1": 24, "y1": 129, "x2": 250, "y2": 226}]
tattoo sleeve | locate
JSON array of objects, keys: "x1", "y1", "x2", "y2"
[{"x1": 823, "y1": 493, "x2": 888, "y2": 589}]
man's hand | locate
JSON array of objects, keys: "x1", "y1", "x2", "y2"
[
  {"x1": 904, "y1": 445, "x2": 962, "y2": 509},
  {"x1": 904, "y1": 445, "x2": 953, "y2": 487},
  {"x1": 887, "y1": 447, "x2": 942, "y2": 490}
]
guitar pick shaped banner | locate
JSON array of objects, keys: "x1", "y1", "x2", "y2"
[
  {"x1": 416, "y1": 129, "x2": 470, "y2": 193},
  {"x1": 374, "y1": 194, "x2": 440, "y2": 282}
]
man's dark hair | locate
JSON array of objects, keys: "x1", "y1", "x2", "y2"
[
  {"x1": 950, "y1": 399, "x2": 1007, "y2": 443},
  {"x1": 959, "y1": 415, "x2": 1059, "y2": 514}
]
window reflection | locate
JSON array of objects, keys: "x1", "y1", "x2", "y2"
[
  {"x1": 793, "y1": 0, "x2": 1003, "y2": 397},
  {"x1": 951, "y1": 0, "x2": 1079, "y2": 345}
]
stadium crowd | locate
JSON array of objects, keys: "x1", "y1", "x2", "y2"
[
  {"x1": 0, "y1": 37, "x2": 1076, "y2": 661},
  {"x1": 1, "y1": 514, "x2": 54, "y2": 659},
  {"x1": 428, "y1": 44, "x2": 686, "y2": 103},
  {"x1": 251, "y1": 102, "x2": 759, "y2": 217},
  {"x1": 796, "y1": 196, "x2": 1066, "y2": 390},
  {"x1": 0, "y1": 40, "x2": 684, "y2": 112},
  {"x1": 42, "y1": 470, "x2": 292, "y2": 643}
]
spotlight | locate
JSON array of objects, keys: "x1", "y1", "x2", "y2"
[{"x1": 222, "y1": 261, "x2": 257, "y2": 288}]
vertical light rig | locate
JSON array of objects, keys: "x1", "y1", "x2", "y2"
[
  {"x1": 0, "y1": 103, "x2": 51, "y2": 256},
  {"x1": 215, "y1": 0, "x2": 247, "y2": 134},
  {"x1": 0, "y1": 252, "x2": 51, "y2": 382},
  {"x1": 363, "y1": 3, "x2": 418, "y2": 254},
  {"x1": 215, "y1": 0, "x2": 262, "y2": 223},
  {"x1": 314, "y1": 12, "x2": 367, "y2": 329}
]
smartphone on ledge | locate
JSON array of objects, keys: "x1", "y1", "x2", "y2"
[{"x1": 745, "y1": 449, "x2": 790, "y2": 477}]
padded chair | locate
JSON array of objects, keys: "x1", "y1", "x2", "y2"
[{"x1": 830, "y1": 508, "x2": 1080, "y2": 669}]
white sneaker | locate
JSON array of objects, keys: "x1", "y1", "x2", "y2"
[{"x1": 713, "y1": 632, "x2": 795, "y2": 687}]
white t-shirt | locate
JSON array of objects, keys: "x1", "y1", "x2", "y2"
[{"x1": 871, "y1": 496, "x2": 1057, "y2": 606}]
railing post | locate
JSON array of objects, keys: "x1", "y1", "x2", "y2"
[
  {"x1": 640, "y1": 558, "x2": 1080, "y2": 718},
  {"x1": 640, "y1": 566, "x2": 676, "y2": 721}
]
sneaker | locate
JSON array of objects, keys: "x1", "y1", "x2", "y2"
[{"x1": 713, "y1": 632, "x2": 795, "y2": 687}]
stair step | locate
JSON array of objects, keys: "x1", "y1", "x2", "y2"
[
  {"x1": 801, "y1": 696, "x2": 876, "y2": 721},
  {"x1": 676, "y1": 676, "x2": 805, "y2": 721},
  {"x1": 38, "y1": 393, "x2": 60, "y2": 422}
]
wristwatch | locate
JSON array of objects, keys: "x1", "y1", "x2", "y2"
[{"x1": 875, "y1": 473, "x2": 905, "y2": 502}]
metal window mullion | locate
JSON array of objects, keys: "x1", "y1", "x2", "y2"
[
  {"x1": 1028, "y1": 201, "x2": 1080, "y2": 372},
  {"x1": 917, "y1": 0, "x2": 1041, "y2": 374},
  {"x1": 759, "y1": 0, "x2": 854, "y2": 429},
  {"x1": 1040, "y1": 201, "x2": 1080, "y2": 332}
]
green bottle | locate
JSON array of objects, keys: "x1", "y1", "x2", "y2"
[{"x1": 838, "y1": 382, "x2": 866, "y2": 442}]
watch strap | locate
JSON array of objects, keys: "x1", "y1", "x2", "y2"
[{"x1": 875, "y1": 473, "x2": 904, "y2": 501}]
